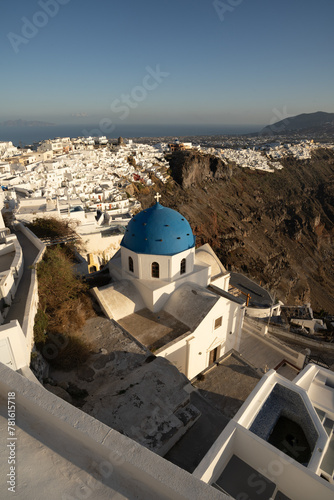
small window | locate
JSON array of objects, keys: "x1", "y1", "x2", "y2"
[
  {"x1": 151, "y1": 262, "x2": 159, "y2": 278},
  {"x1": 180, "y1": 258, "x2": 186, "y2": 275},
  {"x1": 214, "y1": 317, "x2": 222, "y2": 329},
  {"x1": 129, "y1": 256, "x2": 134, "y2": 273}
]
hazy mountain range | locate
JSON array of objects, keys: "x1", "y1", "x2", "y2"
[
  {"x1": 1, "y1": 119, "x2": 55, "y2": 127},
  {"x1": 2, "y1": 112, "x2": 334, "y2": 136},
  {"x1": 261, "y1": 111, "x2": 334, "y2": 135}
]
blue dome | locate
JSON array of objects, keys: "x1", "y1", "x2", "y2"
[{"x1": 121, "y1": 203, "x2": 195, "y2": 255}]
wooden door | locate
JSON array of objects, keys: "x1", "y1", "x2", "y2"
[{"x1": 209, "y1": 346, "x2": 219, "y2": 365}]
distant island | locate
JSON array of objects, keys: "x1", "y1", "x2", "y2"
[
  {"x1": 261, "y1": 111, "x2": 334, "y2": 135},
  {"x1": 1, "y1": 119, "x2": 55, "y2": 127}
]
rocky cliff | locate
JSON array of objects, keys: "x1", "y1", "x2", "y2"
[
  {"x1": 168, "y1": 150, "x2": 232, "y2": 189},
  {"x1": 137, "y1": 148, "x2": 334, "y2": 314}
]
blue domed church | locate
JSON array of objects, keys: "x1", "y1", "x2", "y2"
[
  {"x1": 94, "y1": 196, "x2": 245, "y2": 379},
  {"x1": 120, "y1": 201, "x2": 196, "y2": 284}
]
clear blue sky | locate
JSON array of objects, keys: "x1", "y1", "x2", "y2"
[{"x1": 1, "y1": 0, "x2": 334, "y2": 127}]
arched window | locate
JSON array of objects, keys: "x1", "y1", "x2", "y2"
[
  {"x1": 180, "y1": 258, "x2": 186, "y2": 275},
  {"x1": 128, "y1": 256, "x2": 134, "y2": 273},
  {"x1": 151, "y1": 262, "x2": 159, "y2": 278}
]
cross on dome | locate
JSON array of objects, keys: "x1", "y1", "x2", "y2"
[
  {"x1": 154, "y1": 192, "x2": 162, "y2": 203},
  {"x1": 121, "y1": 202, "x2": 195, "y2": 255}
]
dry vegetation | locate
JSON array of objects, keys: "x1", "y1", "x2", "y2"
[
  {"x1": 32, "y1": 219, "x2": 95, "y2": 370},
  {"x1": 27, "y1": 216, "x2": 79, "y2": 241}
]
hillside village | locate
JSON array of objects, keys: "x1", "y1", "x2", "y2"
[
  {"x1": 1, "y1": 136, "x2": 332, "y2": 202},
  {"x1": 0, "y1": 135, "x2": 333, "y2": 273},
  {"x1": 0, "y1": 138, "x2": 170, "y2": 206},
  {"x1": 0, "y1": 134, "x2": 333, "y2": 283},
  {"x1": 0, "y1": 135, "x2": 334, "y2": 499}
]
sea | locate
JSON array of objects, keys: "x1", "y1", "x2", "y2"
[{"x1": 0, "y1": 123, "x2": 261, "y2": 147}]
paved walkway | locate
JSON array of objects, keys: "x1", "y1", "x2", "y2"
[
  {"x1": 165, "y1": 353, "x2": 260, "y2": 473},
  {"x1": 193, "y1": 352, "x2": 261, "y2": 419},
  {"x1": 5, "y1": 230, "x2": 40, "y2": 327},
  {"x1": 164, "y1": 391, "x2": 229, "y2": 473},
  {"x1": 239, "y1": 325, "x2": 283, "y2": 373},
  {"x1": 239, "y1": 320, "x2": 300, "y2": 380}
]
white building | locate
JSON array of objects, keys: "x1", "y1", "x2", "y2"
[
  {"x1": 93, "y1": 197, "x2": 245, "y2": 379},
  {"x1": 0, "y1": 189, "x2": 333, "y2": 498},
  {"x1": 38, "y1": 137, "x2": 73, "y2": 155},
  {"x1": 0, "y1": 141, "x2": 18, "y2": 159},
  {"x1": 0, "y1": 192, "x2": 24, "y2": 325},
  {"x1": 194, "y1": 364, "x2": 334, "y2": 499}
]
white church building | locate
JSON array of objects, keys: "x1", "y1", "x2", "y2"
[
  {"x1": 0, "y1": 193, "x2": 333, "y2": 498},
  {"x1": 93, "y1": 195, "x2": 245, "y2": 380}
]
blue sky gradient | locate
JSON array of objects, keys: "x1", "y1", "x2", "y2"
[{"x1": 2, "y1": 0, "x2": 334, "y2": 128}]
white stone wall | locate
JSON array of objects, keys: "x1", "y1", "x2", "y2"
[
  {"x1": 210, "y1": 274, "x2": 230, "y2": 292},
  {"x1": 0, "y1": 363, "x2": 227, "y2": 500},
  {"x1": 0, "y1": 271, "x2": 15, "y2": 305},
  {"x1": 121, "y1": 246, "x2": 195, "y2": 282},
  {"x1": 0, "y1": 320, "x2": 29, "y2": 369},
  {"x1": 132, "y1": 265, "x2": 211, "y2": 313},
  {"x1": 0, "y1": 234, "x2": 24, "y2": 321},
  {"x1": 246, "y1": 302, "x2": 281, "y2": 318},
  {"x1": 79, "y1": 231, "x2": 124, "y2": 269},
  {"x1": 121, "y1": 246, "x2": 141, "y2": 279},
  {"x1": 158, "y1": 297, "x2": 243, "y2": 379},
  {"x1": 16, "y1": 223, "x2": 46, "y2": 354}
]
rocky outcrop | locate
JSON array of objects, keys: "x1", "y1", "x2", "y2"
[
  {"x1": 137, "y1": 148, "x2": 334, "y2": 313},
  {"x1": 168, "y1": 150, "x2": 232, "y2": 189}
]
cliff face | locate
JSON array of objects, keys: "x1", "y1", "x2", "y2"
[
  {"x1": 168, "y1": 150, "x2": 232, "y2": 189},
  {"x1": 137, "y1": 149, "x2": 334, "y2": 314}
]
